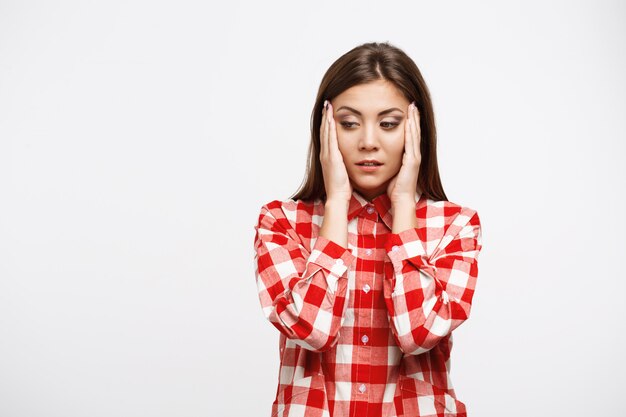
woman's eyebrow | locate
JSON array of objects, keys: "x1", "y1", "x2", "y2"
[{"x1": 335, "y1": 106, "x2": 405, "y2": 116}]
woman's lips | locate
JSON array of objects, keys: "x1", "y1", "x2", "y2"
[{"x1": 356, "y1": 163, "x2": 383, "y2": 172}]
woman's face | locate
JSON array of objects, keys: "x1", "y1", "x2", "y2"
[{"x1": 330, "y1": 79, "x2": 410, "y2": 201}]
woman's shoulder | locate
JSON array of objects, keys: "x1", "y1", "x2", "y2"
[
  {"x1": 419, "y1": 195, "x2": 481, "y2": 228},
  {"x1": 257, "y1": 196, "x2": 324, "y2": 225},
  {"x1": 422, "y1": 195, "x2": 478, "y2": 212}
]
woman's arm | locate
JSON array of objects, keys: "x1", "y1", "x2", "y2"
[
  {"x1": 253, "y1": 199, "x2": 354, "y2": 352},
  {"x1": 383, "y1": 206, "x2": 483, "y2": 355},
  {"x1": 319, "y1": 198, "x2": 349, "y2": 248}
]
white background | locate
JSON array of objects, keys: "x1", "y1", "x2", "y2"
[{"x1": 1, "y1": 1, "x2": 624, "y2": 416}]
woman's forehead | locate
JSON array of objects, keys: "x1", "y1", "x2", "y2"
[{"x1": 333, "y1": 80, "x2": 408, "y2": 111}]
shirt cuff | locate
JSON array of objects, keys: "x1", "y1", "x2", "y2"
[
  {"x1": 308, "y1": 235, "x2": 355, "y2": 278},
  {"x1": 385, "y1": 227, "x2": 436, "y2": 279}
]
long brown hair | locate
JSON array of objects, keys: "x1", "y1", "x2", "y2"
[{"x1": 290, "y1": 41, "x2": 448, "y2": 203}]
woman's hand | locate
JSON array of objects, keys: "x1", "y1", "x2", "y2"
[
  {"x1": 320, "y1": 100, "x2": 353, "y2": 204},
  {"x1": 386, "y1": 102, "x2": 422, "y2": 206}
]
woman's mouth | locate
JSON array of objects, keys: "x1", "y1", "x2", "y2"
[{"x1": 356, "y1": 161, "x2": 383, "y2": 172}]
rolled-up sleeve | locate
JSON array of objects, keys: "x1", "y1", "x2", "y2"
[
  {"x1": 253, "y1": 202, "x2": 356, "y2": 352},
  {"x1": 383, "y1": 209, "x2": 483, "y2": 355}
]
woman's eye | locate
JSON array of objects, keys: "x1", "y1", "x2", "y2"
[
  {"x1": 339, "y1": 121, "x2": 399, "y2": 129},
  {"x1": 381, "y1": 122, "x2": 399, "y2": 129}
]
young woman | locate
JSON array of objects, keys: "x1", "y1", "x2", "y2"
[{"x1": 253, "y1": 42, "x2": 483, "y2": 417}]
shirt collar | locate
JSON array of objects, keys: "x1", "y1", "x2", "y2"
[
  {"x1": 346, "y1": 189, "x2": 424, "y2": 230},
  {"x1": 347, "y1": 190, "x2": 394, "y2": 229}
]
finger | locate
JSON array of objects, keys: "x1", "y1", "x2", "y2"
[
  {"x1": 404, "y1": 103, "x2": 414, "y2": 158},
  {"x1": 324, "y1": 102, "x2": 331, "y2": 159},
  {"x1": 327, "y1": 102, "x2": 339, "y2": 157},
  {"x1": 321, "y1": 100, "x2": 329, "y2": 159},
  {"x1": 415, "y1": 106, "x2": 422, "y2": 159},
  {"x1": 411, "y1": 103, "x2": 421, "y2": 159}
]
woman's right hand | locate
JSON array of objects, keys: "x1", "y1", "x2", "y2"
[{"x1": 320, "y1": 100, "x2": 353, "y2": 204}]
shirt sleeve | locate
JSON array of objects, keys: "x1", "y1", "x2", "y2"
[
  {"x1": 383, "y1": 209, "x2": 483, "y2": 355},
  {"x1": 253, "y1": 202, "x2": 356, "y2": 352}
]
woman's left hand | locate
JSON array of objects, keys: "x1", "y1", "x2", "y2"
[{"x1": 386, "y1": 102, "x2": 422, "y2": 206}]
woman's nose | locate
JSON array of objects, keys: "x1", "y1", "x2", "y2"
[{"x1": 358, "y1": 125, "x2": 379, "y2": 150}]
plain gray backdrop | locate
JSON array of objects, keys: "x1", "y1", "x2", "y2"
[{"x1": 1, "y1": 1, "x2": 624, "y2": 416}]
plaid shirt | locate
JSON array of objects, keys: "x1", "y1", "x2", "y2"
[{"x1": 253, "y1": 190, "x2": 483, "y2": 417}]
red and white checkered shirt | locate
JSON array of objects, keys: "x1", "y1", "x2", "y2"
[{"x1": 253, "y1": 190, "x2": 483, "y2": 417}]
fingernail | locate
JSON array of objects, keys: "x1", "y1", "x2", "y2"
[{"x1": 324, "y1": 100, "x2": 328, "y2": 110}]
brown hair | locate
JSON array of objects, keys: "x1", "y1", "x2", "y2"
[{"x1": 290, "y1": 41, "x2": 448, "y2": 203}]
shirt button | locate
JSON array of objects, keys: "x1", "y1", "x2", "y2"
[
  {"x1": 392, "y1": 245, "x2": 399, "y2": 252},
  {"x1": 442, "y1": 292, "x2": 450, "y2": 304},
  {"x1": 358, "y1": 383, "x2": 367, "y2": 393},
  {"x1": 366, "y1": 206, "x2": 375, "y2": 214},
  {"x1": 361, "y1": 334, "x2": 369, "y2": 344},
  {"x1": 335, "y1": 258, "x2": 344, "y2": 265},
  {"x1": 362, "y1": 284, "x2": 370, "y2": 293},
  {"x1": 365, "y1": 248, "x2": 372, "y2": 256}
]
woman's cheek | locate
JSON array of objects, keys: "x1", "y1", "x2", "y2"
[
  {"x1": 389, "y1": 134, "x2": 405, "y2": 157},
  {"x1": 338, "y1": 133, "x2": 355, "y2": 156},
  {"x1": 393, "y1": 143, "x2": 405, "y2": 166}
]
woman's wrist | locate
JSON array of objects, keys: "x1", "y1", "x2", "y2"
[
  {"x1": 321, "y1": 198, "x2": 349, "y2": 248},
  {"x1": 324, "y1": 197, "x2": 350, "y2": 212},
  {"x1": 391, "y1": 199, "x2": 418, "y2": 234}
]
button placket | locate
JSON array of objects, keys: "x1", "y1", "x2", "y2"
[{"x1": 353, "y1": 208, "x2": 375, "y2": 400}]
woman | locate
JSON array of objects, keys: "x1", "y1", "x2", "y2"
[{"x1": 253, "y1": 41, "x2": 483, "y2": 417}]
